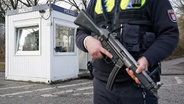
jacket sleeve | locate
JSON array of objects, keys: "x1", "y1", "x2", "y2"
[
  {"x1": 143, "y1": 0, "x2": 179, "y2": 66},
  {"x1": 75, "y1": 0, "x2": 96, "y2": 52}
]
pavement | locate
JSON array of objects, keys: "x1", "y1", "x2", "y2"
[
  {"x1": 0, "y1": 58, "x2": 184, "y2": 104},
  {"x1": 161, "y1": 57, "x2": 184, "y2": 75}
]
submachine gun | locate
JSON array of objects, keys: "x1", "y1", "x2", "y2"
[{"x1": 74, "y1": 9, "x2": 162, "y2": 97}]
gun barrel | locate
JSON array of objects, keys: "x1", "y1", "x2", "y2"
[{"x1": 107, "y1": 35, "x2": 158, "y2": 91}]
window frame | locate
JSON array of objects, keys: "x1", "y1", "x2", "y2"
[
  {"x1": 53, "y1": 18, "x2": 77, "y2": 56},
  {"x1": 14, "y1": 19, "x2": 41, "y2": 56}
]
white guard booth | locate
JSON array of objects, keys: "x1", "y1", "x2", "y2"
[{"x1": 5, "y1": 4, "x2": 80, "y2": 83}]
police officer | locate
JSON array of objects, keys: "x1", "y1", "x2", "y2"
[{"x1": 76, "y1": 0, "x2": 179, "y2": 104}]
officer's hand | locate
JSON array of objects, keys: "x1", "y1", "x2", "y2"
[
  {"x1": 85, "y1": 36, "x2": 113, "y2": 59},
  {"x1": 126, "y1": 56, "x2": 149, "y2": 84}
]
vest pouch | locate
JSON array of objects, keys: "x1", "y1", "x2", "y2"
[
  {"x1": 142, "y1": 32, "x2": 155, "y2": 49},
  {"x1": 122, "y1": 24, "x2": 140, "y2": 52}
]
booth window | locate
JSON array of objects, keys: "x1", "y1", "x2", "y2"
[
  {"x1": 55, "y1": 24, "x2": 75, "y2": 53},
  {"x1": 16, "y1": 25, "x2": 39, "y2": 55}
]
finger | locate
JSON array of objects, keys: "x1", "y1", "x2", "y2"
[
  {"x1": 93, "y1": 52, "x2": 103, "y2": 59},
  {"x1": 135, "y1": 77, "x2": 141, "y2": 84},
  {"x1": 126, "y1": 68, "x2": 136, "y2": 79},
  {"x1": 99, "y1": 47, "x2": 113, "y2": 58},
  {"x1": 126, "y1": 68, "x2": 141, "y2": 84},
  {"x1": 136, "y1": 65, "x2": 145, "y2": 73}
]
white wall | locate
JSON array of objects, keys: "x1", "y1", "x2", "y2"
[
  {"x1": 50, "y1": 10, "x2": 79, "y2": 81},
  {"x1": 6, "y1": 11, "x2": 51, "y2": 83}
]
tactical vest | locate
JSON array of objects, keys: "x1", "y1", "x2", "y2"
[
  {"x1": 93, "y1": 0, "x2": 152, "y2": 29},
  {"x1": 91, "y1": 0, "x2": 160, "y2": 82},
  {"x1": 95, "y1": 0, "x2": 146, "y2": 14},
  {"x1": 92, "y1": 0, "x2": 154, "y2": 53}
]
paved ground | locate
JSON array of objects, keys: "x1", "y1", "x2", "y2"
[
  {"x1": 159, "y1": 58, "x2": 184, "y2": 104},
  {"x1": 0, "y1": 57, "x2": 184, "y2": 104},
  {"x1": 161, "y1": 58, "x2": 184, "y2": 75}
]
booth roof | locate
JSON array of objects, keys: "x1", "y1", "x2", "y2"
[{"x1": 6, "y1": 4, "x2": 78, "y2": 17}]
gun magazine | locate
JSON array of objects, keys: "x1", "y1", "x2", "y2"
[{"x1": 106, "y1": 65, "x2": 121, "y2": 91}]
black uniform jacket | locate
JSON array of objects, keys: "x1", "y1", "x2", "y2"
[{"x1": 76, "y1": 0, "x2": 179, "y2": 82}]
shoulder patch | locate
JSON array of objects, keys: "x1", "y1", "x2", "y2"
[{"x1": 168, "y1": 9, "x2": 177, "y2": 22}]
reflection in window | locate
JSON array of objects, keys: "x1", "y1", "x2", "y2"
[
  {"x1": 16, "y1": 26, "x2": 39, "y2": 51},
  {"x1": 55, "y1": 24, "x2": 74, "y2": 53}
]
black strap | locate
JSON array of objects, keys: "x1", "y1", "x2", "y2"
[
  {"x1": 101, "y1": 0, "x2": 111, "y2": 25},
  {"x1": 112, "y1": 0, "x2": 121, "y2": 31}
]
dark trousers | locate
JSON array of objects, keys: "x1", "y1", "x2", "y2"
[{"x1": 93, "y1": 78, "x2": 158, "y2": 104}]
